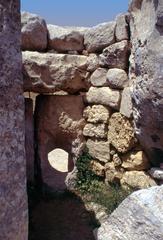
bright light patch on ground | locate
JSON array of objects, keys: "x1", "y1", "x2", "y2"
[{"x1": 48, "y1": 148, "x2": 69, "y2": 172}]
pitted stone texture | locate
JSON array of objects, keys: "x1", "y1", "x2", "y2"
[
  {"x1": 83, "y1": 123, "x2": 107, "y2": 139},
  {"x1": 86, "y1": 87, "x2": 121, "y2": 110},
  {"x1": 115, "y1": 13, "x2": 129, "y2": 42},
  {"x1": 0, "y1": 1, "x2": 28, "y2": 239},
  {"x1": 96, "y1": 185, "x2": 163, "y2": 240},
  {"x1": 99, "y1": 40, "x2": 129, "y2": 70},
  {"x1": 121, "y1": 171, "x2": 157, "y2": 189},
  {"x1": 149, "y1": 168, "x2": 163, "y2": 180},
  {"x1": 89, "y1": 68, "x2": 108, "y2": 87},
  {"x1": 108, "y1": 113, "x2": 137, "y2": 153},
  {"x1": 83, "y1": 105, "x2": 111, "y2": 123},
  {"x1": 23, "y1": 51, "x2": 90, "y2": 94},
  {"x1": 86, "y1": 54, "x2": 99, "y2": 72},
  {"x1": 47, "y1": 24, "x2": 86, "y2": 52},
  {"x1": 129, "y1": 0, "x2": 163, "y2": 166},
  {"x1": 122, "y1": 151, "x2": 150, "y2": 171},
  {"x1": 90, "y1": 160, "x2": 105, "y2": 177},
  {"x1": 106, "y1": 68, "x2": 128, "y2": 89},
  {"x1": 35, "y1": 95, "x2": 85, "y2": 191},
  {"x1": 84, "y1": 22, "x2": 116, "y2": 53},
  {"x1": 120, "y1": 87, "x2": 133, "y2": 118},
  {"x1": 86, "y1": 139, "x2": 110, "y2": 163},
  {"x1": 21, "y1": 12, "x2": 48, "y2": 51}
]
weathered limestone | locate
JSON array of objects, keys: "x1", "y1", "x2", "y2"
[
  {"x1": 23, "y1": 51, "x2": 89, "y2": 94},
  {"x1": 84, "y1": 22, "x2": 116, "y2": 53},
  {"x1": 120, "y1": 87, "x2": 133, "y2": 118},
  {"x1": 105, "y1": 162, "x2": 123, "y2": 184},
  {"x1": 96, "y1": 185, "x2": 163, "y2": 240},
  {"x1": 86, "y1": 139, "x2": 110, "y2": 163},
  {"x1": 25, "y1": 98, "x2": 34, "y2": 182},
  {"x1": 122, "y1": 151, "x2": 150, "y2": 171},
  {"x1": 35, "y1": 95, "x2": 85, "y2": 191},
  {"x1": 0, "y1": 1, "x2": 28, "y2": 239},
  {"x1": 47, "y1": 25, "x2": 86, "y2": 52},
  {"x1": 99, "y1": 40, "x2": 129, "y2": 70},
  {"x1": 115, "y1": 13, "x2": 129, "y2": 42},
  {"x1": 21, "y1": 12, "x2": 48, "y2": 51},
  {"x1": 106, "y1": 68, "x2": 128, "y2": 89},
  {"x1": 83, "y1": 105, "x2": 111, "y2": 123},
  {"x1": 83, "y1": 123, "x2": 107, "y2": 139},
  {"x1": 89, "y1": 68, "x2": 108, "y2": 87},
  {"x1": 108, "y1": 113, "x2": 137, "y2": 153},
  {"x1": 121, "y1": 171, "x2": 157, "y2": 189},
  {"x1": 129, "y1": 0, "x2": 163, "y2": 166},
  {"x1": 86, "y1": 87, "x2": 121, "y2": 110},
  {"x1": 90, "y1": 160, "x2": 105, "y2": 177}
]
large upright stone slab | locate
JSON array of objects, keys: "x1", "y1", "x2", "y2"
[
  {"x1": 0, "y1": 1, "x2": 28, "y2": 239},
  {"x1": 129, "y1": 0, "x2": 163, "y2": 166}
]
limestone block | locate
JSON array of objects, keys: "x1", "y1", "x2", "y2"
[
  {"x1": 89, "y1": 68, "x2": 108, "y2": 87},
  {"x1": 106, "y1": 68, "x2": 128, "y2": 89},
  {"x1": 105, "y1": 162, "x2": 124, "y2": 183},
  {"x1": 120, "y1": 171, "x2": 157, "y2": 189},
  {"x1": 84, "y1": 21, "x2": 116, "y2": 53},
  {"x1": 21, "y1": 12, "x2": 48, "y2": 51},
  {"x1": 83, "y1": 105, "x2": 111, "y2": 123},
  {"x1": 99, "y1": 40, "x2": 129, "y2": 70},
  {"x1": 90, "y1": 160, "x2": 105, "y2": 177},
  {"x1": 115, "y1": 13, "x2": 129, "y2": 41},
  {"x1": 122, "y1": 151, "x2": 150, "y2": 171},
  {"x1": 86, "y1": 139, "x2": 110, "y2": 163},
  {"x1": 83, "y1": 123, "x2": 107, "y2": 139},
  {"x1": 108, "y1": 113, "x2": 137, "y2": 153},
  {"x1": 47, "y1": 24, "x2": 87, "y2": 52},
  {"x1": 120, "y1": 87, "x2": 133, "y2": 118},
  {"x1": 86, "y1": 87, "x2": 121, "y2": 110}
]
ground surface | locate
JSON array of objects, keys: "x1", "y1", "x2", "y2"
[{"x1": 29, "y1": 192, "x2": 98, "y2": 240}]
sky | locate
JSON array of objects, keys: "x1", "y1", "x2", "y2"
[{"x1": 21, "y1": 0, "x2": 129, "y2": 27}]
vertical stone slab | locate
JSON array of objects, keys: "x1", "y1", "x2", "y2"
[
  {"x1": 0, "y1": 1, "x2": 28, "y2": 239},
  {"x1": 25, "y1": 98, "x2": 34, "y2": 182}
]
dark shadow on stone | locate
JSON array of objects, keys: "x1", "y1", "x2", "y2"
[
  {"x1": 150, "y1": 147, "x2": 163, "y2": 166},
  {"x1": 28, "y1": 189, "x2": 99, "y2": 240}
]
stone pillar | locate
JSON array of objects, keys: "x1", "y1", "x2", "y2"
[
  {"x1": 0, "y1": 1, "x2": 28, "y2": 239},
  {"x1": 25, "y1": 98, "x2": 34, "y2": 182}
]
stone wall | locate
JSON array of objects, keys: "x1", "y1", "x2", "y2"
[
  {"x1": 0, "y1": 1, "x2": 28, "y2": 239},
  {"x1": 22, "y1": 9, "x2": 159, "y2": 191}
]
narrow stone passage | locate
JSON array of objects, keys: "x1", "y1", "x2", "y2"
[{"x1": 29, "y1": 192, "x2": 98, "y2": 240}]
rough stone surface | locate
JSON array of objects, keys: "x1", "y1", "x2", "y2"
[
  {"x1": 99, "y1": 40, "x2": 129, "y2": 70},
  {"x1": 96, "y1": 185, "x2": 163, "y2": 240},
  {"x1": 149, "y1": 168, "x2": 163, "y2": 180},
  {"x1": 83, "y1": 105, "x2": 111, "y2": 123},
  {"x1": 0, "y1": 1, "x2": 28, "y2": 239},
  {"x1": 25, "y1": 98, "x2": 34, "y2": 182},
  {"x1": 35, "y1": 95, "x2": 85, "y2": 191},
  {"x1": 115, "y1": 13, "x2": 129, "y2": 41},
  {"x1": 122, "y1": 151, "x2": 150, "y2": 171},
  {"x1": 86, "y1": 54, "x2": 99, "y2": 72},
  {"x1": 86, "y1": 139, "x2": 110, "y2": 163},
  {"x1": 120, "y1": 171, "x2": 157, "y2": 189},
  {"x1": 21, "y1": 12, "x2": 47, "y2": 51},
  {"x1": 89, "y1": 68, "x2": 108, "y2": 87},
  {"x1": 106, "y1": 68, "x2": 128, "y2": 89},
  {"x1": 86, "y1": 87, "x2": 121, "y2": 110},
  {"x1": 105, "y1": 162, "x2": 124, "y2": 184},
  {"x1": 83, "y1": 123, "x2": 107, "y2": 139},
  {"x1": 120, "y1": 87, "x2": 133, "y2": 118},
  {"x1": 23, "y1": 51, "x2": 89, "y2": 94},
  {"x1": 47, "y1": 24, "x2": 86, "y2": 52},
  {"x1": 90, "y1": 160, "x2": 105, "y2": 177},
  {"x1": 129, "y1": 0, "x2": 163, "y2": 166},
  {"x1": 108, "y1": 113, "x2": 137, "y2": 153},
  {"x1": 84, "y1": 22, "x2": 116, "y2": 53}
]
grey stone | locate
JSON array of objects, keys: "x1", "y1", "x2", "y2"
[
  {"x1": 0, "y1": 1, "x2": 28, "y2": 239},
  {"x1": 115, "y1": 13, "x2": 129, "y2": 41},
  {"x1": 86, "y1": 87, "x2": 121, "y2": 110},
  {"x1": 21, "y1": 12, "x2": 48, "y2": 51},
  {"x1": 89, "y1": 68, "x2": 108, "y2": 87},
  {"x1": 106, "y1": 68, "x2": 129, "y2": 89},
  {"x1": 129, "y1": 0, "x2": 163, "y2": 166},
  {"x1": 149, "y1": 168, "x2": 163, "y2": 180},
  {"x1": 47, "y1": 24, "x2": 86, "y2": 52},
  {"x1": 99, "y1": 40, "x2": 130, "y2": 70},
  {"x1": 84, "y1": 22, "x2": 116, "y2": 53},
  {"x1": 120, "y1": 87, "x2": 133, "y2": 118},
  {"x1": 96, "y1": 185, "x2": 163, "y2": 240}
]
